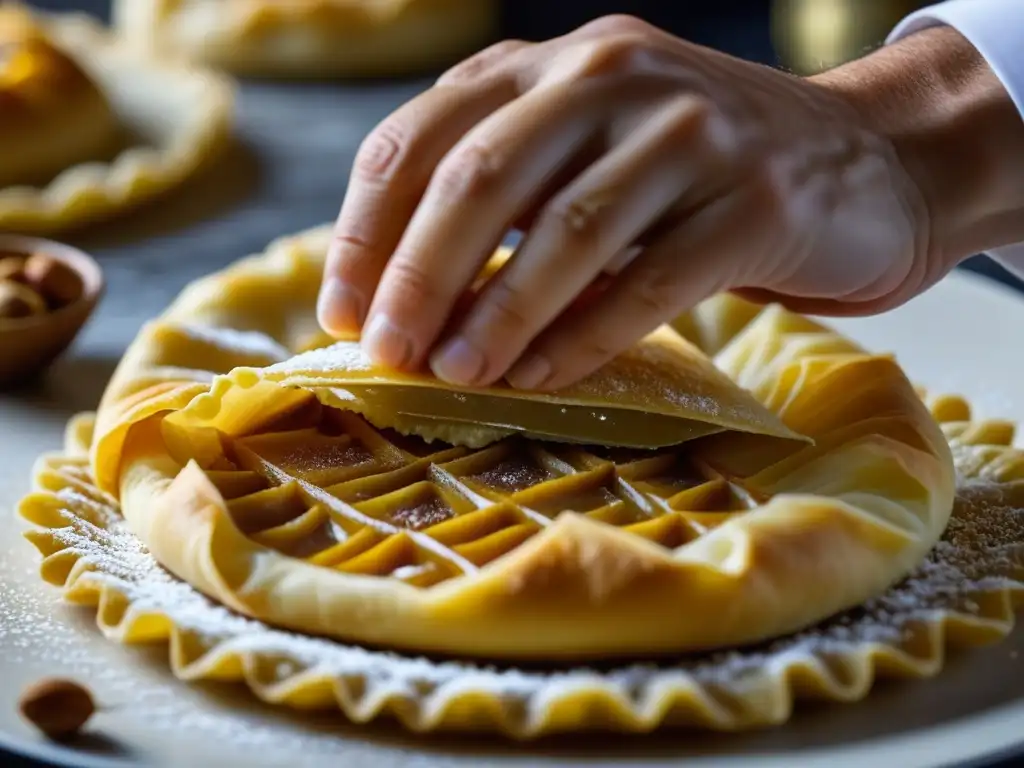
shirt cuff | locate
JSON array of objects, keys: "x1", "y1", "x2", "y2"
[{"x1": 888, "y1": 1, "x2": 1024, "y2": 281}]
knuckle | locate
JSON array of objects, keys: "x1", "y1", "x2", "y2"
[
  {"x1": 748, "y1": 161, "x2": 789, "y2": 220},
  {"x1": 434, "y1": 142, "x2": 504, "y2": 200},
  {"x1": 385, "y1": 257, "x2": 442, "y2": 305},
  {"x1": 490, "y1": 38, "x2": 530, "y2": 57},
  {"x1": 436, "y1": 62, "x2": 478, "y2": 88},
  {"x1": 542, "y1": 193, "x2": 606, "y2": 246},
  {"x1": 328, "y1": 231, "x2": 377, "y2": 277},
  {"x1": 574, "y1": 33, "x2": 651, "y2": 78},
  {"x1": 438, "y1": 39, "x2": 528, "y2": 85},
  {"x1": 576, "y1": 333, "x2": 618, "y2": 362},
  {"x1": 353, "y1": 119, "x2": 409, "y2": 184},
  {"x1": 626, "y1": 267, "x2": 679, "y2": 316},
  {"x1": 579, "y1": 14, "x2": 654, "y2": 38},
  {"x1": 480, "y1": 278, "x2": 535, "y2": 331},
  {"x1": 659, "y1": 97, "x2": 714, "y2": 144}
]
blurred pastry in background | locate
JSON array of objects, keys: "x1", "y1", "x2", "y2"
[
  {"x1": 0, "y1": 7, "x2": 118, "y2": 190},
  {"x1": 113, "y1": 0, "x2": 500, "y2": 79},
  {"x1": 0, "y1": 4, "x2": 234, "y2": 235}
]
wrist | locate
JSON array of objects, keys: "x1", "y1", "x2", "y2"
[{"x1": 812, "y1": 25, "x2": 1024, "y2": 268}]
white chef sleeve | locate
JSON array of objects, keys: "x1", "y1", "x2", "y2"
[{"x1": 888, "y1": 1, "x2": 1024, "y2": 279}]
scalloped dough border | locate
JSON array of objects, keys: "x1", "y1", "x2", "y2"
[
  {"x1": 16, "y1": 381, "x2": 1024, "y2": 736},
  {"x1": 0, "y1": 11, "x2": 234, "y2": 234},
  {"x1": 72, "y1": 221, "x2": 966, "y2": 662}
]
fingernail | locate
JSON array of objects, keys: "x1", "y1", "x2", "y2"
[
  {"x1": 317, "y1": 279, "x2": 366, "y2": 332},
  {"x1": 508, "y1": 353, "x2": 552, "y2": 390},
  {"x1": 362, "y1": 313, "x2": 414, "y2": 369},
  {"x1": 431, "y1": 337, "x2": 487, "y2": 385}
]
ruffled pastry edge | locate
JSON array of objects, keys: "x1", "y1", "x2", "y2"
[
  {"x1": 17, "y1": 395, "x2": 1024, "y2": 739},
  {"x1": 81, "y1": 224, "x2": 961, "y2": 660},
  {"x1": 0, "y1": 11, "x2": 234, "y2": 234}
]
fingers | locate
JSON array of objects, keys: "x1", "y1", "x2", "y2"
[
  {"x1": 435, "y1": 39, "x2": 532, "y2": 88},
  {"x1": 317, "y1": 48, "x2": 526, "y2": 336},
  {"x1": 428, "y1": 96, "x2": 718, "y2": 387},
  {"x1": 508, "y1": 188, "x2": 766, "y2": 391},
  {"x1": 729, "y1": 287, "x2": 909, "y2": 317},
  {"x1": 359, "y1": 80, "x2": 602, "y2": 371},
  {"x1": 319, "y1": 20, "x2": 684, "y2": 346},
  {"x1": 319, "y1": 17, "x2": 739, "y2": 387}
]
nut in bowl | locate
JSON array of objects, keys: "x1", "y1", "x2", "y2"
[{"x1": 0, "y1": 235, "x2": 102, "y2": 387}]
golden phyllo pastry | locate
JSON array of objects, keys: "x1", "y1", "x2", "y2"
[
  {"x1": 72, "y1": 224, "x2": 955, "y2": 661},
  {"x1": 19, "y1": 225, "x2": 1024, "y2": 736},
  {"x1": 114, "y1": 0, "x2": 499, "y2": 78},
  {"x1": 0, "y1": 6, "x2": 233, "y2": 234},
  {"x1": 0, "y1": 8, "x2": 118, "y2": 188}
]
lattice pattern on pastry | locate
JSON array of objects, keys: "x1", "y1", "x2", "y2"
[
  {"x1": 15, "y1": 393, "x2": 1024, "y2": 739},
  {"x1": 202, "y1": 398, "x2": 762, "y2": 589}
]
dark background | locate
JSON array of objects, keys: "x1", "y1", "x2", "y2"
[
  {"x1": 27, "y1": 0, "x2": 781, "y2": 45},
  {"x1": 5, "y1": 1, "x2": 1024, "y2": 766}
]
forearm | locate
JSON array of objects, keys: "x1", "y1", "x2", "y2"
[{"x1": 812, "y1": 25, "x2": 1024, "y2": 269}]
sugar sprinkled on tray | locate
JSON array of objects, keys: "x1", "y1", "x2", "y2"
[{"x1": 22, "y1": 448, "x2": 1024, "y2": 709}]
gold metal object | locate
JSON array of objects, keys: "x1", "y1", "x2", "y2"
[{"x1": 772, "y1": 0, "x2": 928, "y2": 75}]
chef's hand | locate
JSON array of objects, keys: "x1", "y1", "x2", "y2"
[{"x1": 318, "y1": 15, "x2": 1024, "y2": 390}]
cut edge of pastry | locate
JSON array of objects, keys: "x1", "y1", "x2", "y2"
[
  {"x1": 112, "y1": 0, "x2": 501, "y2": 79},
  {"x1": 0, "y1": 10, "x2": 234, "y2": 234},
  {"x1": 174, "y1": 326, "x2": 812, "y2": 449},
  {"x1": 17, "y1": 394, "x2": 1024, "y2": 738}
]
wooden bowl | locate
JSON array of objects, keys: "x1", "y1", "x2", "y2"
[{"x1": 0, "y1": 235, "x2": 104, "y2": 388}]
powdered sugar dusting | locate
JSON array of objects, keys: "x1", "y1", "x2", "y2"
[
  {"x1": 29, "y1": 454, "x2": 1024, "y2": 702},
  {"x1": 684, "y1": 477, "x2": 1024, "y2": 684},
  {"x1": 266, "y1": 342, "x2": 367, "y2": 375}
]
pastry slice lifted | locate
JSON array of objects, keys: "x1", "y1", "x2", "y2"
[
  {"x1": 113, "y1": 0, "x2": 499, "y2": 79},
  {"x1": 0, "y1": 5, "x2": 232, "y2": 234},
  {"x1": 79, "y1": 226, "x2": 956, "y2": 662}
]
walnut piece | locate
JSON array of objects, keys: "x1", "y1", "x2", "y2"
[
  {"x1": 0, "y1": 277, "x2": 46, "y2": 319},
  {"x1": 17, "y1": 678, "x2": 96, "y2": 741},
  {"x1": 23, "y1": 251, "x2": 83, "y2": 308}
]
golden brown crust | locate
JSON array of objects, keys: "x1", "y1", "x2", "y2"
[
  {"x1": 17, "y1": 326, "x2": 1021, "y2": 738},
  {"x1": 113, "y1": 0, "x2": 499, "y2": 78},
  {"x1": 0, "y1": 9, "x2": 119, "y2": 188},
  {"x1": 1, "y1": 38, "x2": 95, "y2": 103},
  {"x1": 70, "y1": 225, "x2": 959, "y2": 662},
  {"x1": 0, "y1": 9, "x2": 234, "y2": 234}
]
